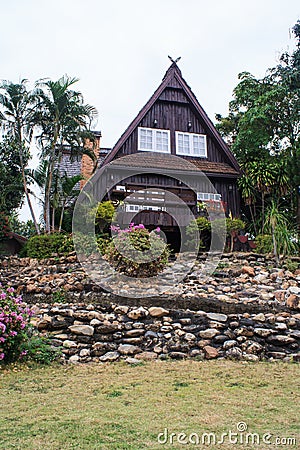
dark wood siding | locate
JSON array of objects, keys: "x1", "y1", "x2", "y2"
[
  {"x1": 117, "y1": 100, "x2": 228, "y2": 164},
  {"x1": 105, "y1": 64, "x2": 241, "y2": 219}
]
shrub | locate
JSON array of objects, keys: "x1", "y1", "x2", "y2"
[
  {"x1": 226, "y1": 218, "x2": 246, "y2": 252},
  {"x1": 104, "y1": 223, "x2": 170, "y2": 277},
  {"x1": 24, "y1": 233, "x2": 74, "y2": 259},
  {"x1": 94, "y1": 200, "x2": 115, "y2": 233},
  {"x1": 284, "y1": 259, "x2": 300, "y2": 273},
  {"x1": 255, "y1": 234, "x2": 273, "y2": 254},
  {"x1": 185, "y1": 217, "x2": 211, "y2": 251},
  {"x1": 23, "y1": 332, "x2": 60, "y2": 365},
  {"x1": 0, "y1": 285, "x2": 32, "y2": 364}
]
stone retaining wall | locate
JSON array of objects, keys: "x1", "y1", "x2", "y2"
[
  {"x1": 31, "y1": 302, "x2": 300, "y2": 364},
  {"x1": 1, "y1": 252, "x2": 300, "y2": 315}
]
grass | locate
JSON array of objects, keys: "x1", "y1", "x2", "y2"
[{"x1": 0, "y1": 360, "x2": 299, "y2": 449}]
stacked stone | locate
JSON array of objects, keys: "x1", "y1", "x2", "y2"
[
  {"x1": 31, "y1": 303, "x2": 300, "y2": 364},
  {"x1": 0, "y1": 253, "x2": 300, "y2": 313}
]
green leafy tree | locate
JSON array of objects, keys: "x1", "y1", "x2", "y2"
[
  {"x1": 0, "y1": 80, "x2": 40, "y2": 233},
  {"x1": 33, "y1": 75, "x2": 97, "y2": 233},
  {"x1": 216, "y1": 20, "x2": 300, "y2": 231},
  {"x1": 0, "y1": 139, "x2": 24, "y2": 215}
]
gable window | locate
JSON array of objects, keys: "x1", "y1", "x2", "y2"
[
  {"x1": 197, "y1": 192, "x2": 221, "y2": 202},
  {"x1": 138, "y1": 127, "x2": 170, "y2": 153},
  {"x1": 175, "y1": 131, "x2": 207, "y2": 157}
]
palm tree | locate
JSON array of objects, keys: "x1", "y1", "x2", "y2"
[
  {"x1": 33, "y1": 75, "x2": 97, "y2": 232},
  {"x1": 0, "y1": 80, "x2": 40, "y2": 234},
  {"x1": 58, "y1": 174, "x2": 83, "y2": 232}
]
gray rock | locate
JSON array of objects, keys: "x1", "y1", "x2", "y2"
[
  {"x1": 199, "y1": 328, "x2": 219, "y2": 339},
  {"x1": 68, "y1": 355, "x2": 80, "y2": 364},
  {"x1": 246, "y1": 342, "x2": 263, "y2": 354},
  {"x1": 79, "y1": 349, "x2": 90, "y2": 357},
  {"x1": 99, "y1": 351, "x2": 120, "y2": 362},
  {"x1": 183, "y1": 333, "x2": 197, "y2": 341},
  {"x1": 267, "y1": 335, "x2": 296, "y2": 345},
  {"x1": 254, "y1": 328, "x2": 273, "y2": 337},
  {"x1": 226, "y1": 347, "x2": 243, "y2": 360},
  {"x1": 169, "y1": 352, "x2": 187, "y2": 359},
  {"x1": 125, "y1": 357, "x2": 142, "y2": 365},
  {"x1": 223, "y1": 340, "x2": 237, "y2": 350},
  {"x1": 114, "y1": 305, "x2": 129, "y2": 314},
  {"x1": 288, "y1": 286, "x2": 300, "y2": 295},
  {"x1": 145, "y1": 330, "x2": 158, "y2": 339},
  {"x1": 63, "y1": 340, "x2": 77, "y2": 348},
  {"x1": 207, "y1": 313, "x2": 228, "y2": 322},
  {"x1": 127, "y1": 307, "x2": 148, "y2": 320},
  {"x1": 68, "y1": 325, "x2": 94, "y2": 336},
  {"x1": 118, "y1": 344, "x2": 141, "y2": 355}
]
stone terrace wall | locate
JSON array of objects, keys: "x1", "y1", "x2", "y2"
[
  {"x1": 32, "y1": 302, "x2": 300, "y2": 363},
  {"x1": 1, "y1": 252, "x2": 300, "y2": 314},
  {"x1": 1, "y1": 252, "x2": 300, "y2": 363}
]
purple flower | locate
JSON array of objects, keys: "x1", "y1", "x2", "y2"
[
  {"x1": 155, "y1": 227, "x2": 161, "y2": 233},
  {"x1": 0, "y1": 353, "x2": 4, "y2": 361},
  {"x1": 0, "y1": 293, "x2": 6, "y2": 300}
]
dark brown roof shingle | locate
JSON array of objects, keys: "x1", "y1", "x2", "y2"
[{"x1": 110, "y1": 153, "x2": 239, "y2": 176}]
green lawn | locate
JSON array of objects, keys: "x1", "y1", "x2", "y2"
[{"x1": 0, "y1": 360, "x2": 299, "y2": 449}]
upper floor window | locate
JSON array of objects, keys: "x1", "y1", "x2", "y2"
[
  {"x1": 138, "y1": 127, "x2": 170, "y2": 153},
  {"x1": 175, "y1": 131, "x2": 207, "y2": 157}
]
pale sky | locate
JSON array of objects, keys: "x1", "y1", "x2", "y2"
[{"x1": 1, "y1": 0, "x2": 299, "y2": 220}]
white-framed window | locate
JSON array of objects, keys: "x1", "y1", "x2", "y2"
[
  {"x1": 124, "y1": 204, "x2": 166, "y2": 212},
  {"x1": 175, "y1": 131, "x2": 207, "y2": 157},
  {"x1": 138, "y1": 127, "x2": 171, "y2": 153},
  {"x1": 197, "y1": 192, "x2": 221, "y2": 201}
]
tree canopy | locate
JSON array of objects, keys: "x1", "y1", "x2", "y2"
[{"x1": 216, "y1": 20, "x2": 300, "y2": 234}]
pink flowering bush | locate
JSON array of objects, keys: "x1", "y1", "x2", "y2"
[
  {"x1": 0, "y1": 285, "x2": 32, "y2": 363},
  {"x1": 105, "y1": 223, "x2": 170, "y2": 277}
]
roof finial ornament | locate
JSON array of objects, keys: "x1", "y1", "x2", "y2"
[{"x1": 168, "y1": 55, "x2": 181, "y2": 64}]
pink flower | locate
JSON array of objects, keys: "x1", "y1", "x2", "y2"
[
  {"x1": 0, "y1": 353, "x2": 4, "y2": 361},
  {"x1": 155, "y1": 227, "x2": 161, "y2": 233},
  {"x1": 0, "y1": 293, "x2": 6, "y2": 300}
]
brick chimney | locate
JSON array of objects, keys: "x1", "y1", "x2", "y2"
[{"x1": 80, "y1": 131, "x2": 101, "y2": 189}]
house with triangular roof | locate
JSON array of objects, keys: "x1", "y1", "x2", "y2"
[
  {"x1": 60, "y1": 61, "x2": 242, "y2": 241},
  {"x1": 100, "y1": 62, "x2": 241, "y2": 231}
]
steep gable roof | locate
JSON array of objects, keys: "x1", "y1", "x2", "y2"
[{"x1": 103, "y1": 62, "x2": 240, "y2": 173}]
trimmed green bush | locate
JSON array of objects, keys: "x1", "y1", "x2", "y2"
[
  {"x1": 185, "y1": 217, "x2": 211, "y2": 251},
  {"x1": 255, "y1": 234, "x2": 273, "y2": 254},
  {"x1": 23, "y1": 233, "x2": 74, "y2": 259}
]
